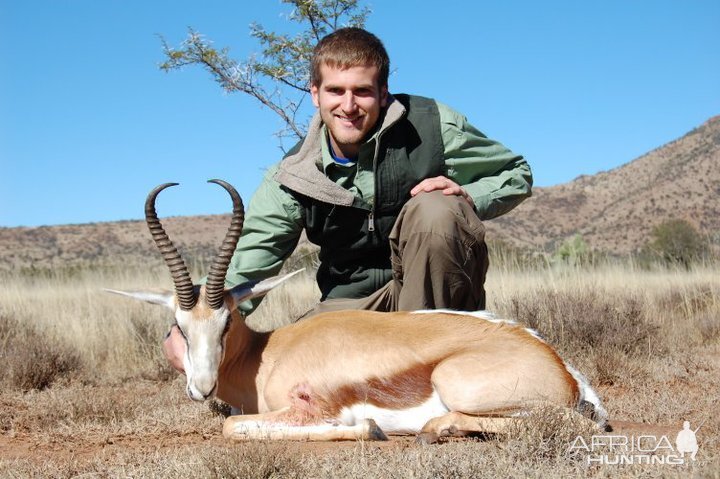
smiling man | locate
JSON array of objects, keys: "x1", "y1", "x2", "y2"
[
  {"x1": 165, "y1": 28, "x2": 532, "y2": 368},
  {"x1": 314, "y1": 63, "x2": 386, "y2": 160}
]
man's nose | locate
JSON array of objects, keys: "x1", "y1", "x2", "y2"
[{"x1": 341, "y1": 92, "x2": 358, "y2": 112}]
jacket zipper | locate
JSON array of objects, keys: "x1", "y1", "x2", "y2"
[
  {"x1": 367, "y1": 101, "x2": 406, "y2": 235},
  {"x1": 368, "y1": 123, "x2": 386, "y2": 234}
]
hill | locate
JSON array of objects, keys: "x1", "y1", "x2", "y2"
[
  {"x1": 0, "y1": 215, "x2": 232, "y2": 273},
  {"x1": 485, "y1": 116, "x2": 720, "y2": 254},
  {"x1": 1, "y1": 116, "x2": 718, "y2": 271}
]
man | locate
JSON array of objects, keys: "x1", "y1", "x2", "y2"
[{"x1": 164, "y1": 27, "x2": 531, "y2": 368}]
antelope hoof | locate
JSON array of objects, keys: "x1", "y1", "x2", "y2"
[{"x1": 362, "y1": 419, "x2": 388, "y2": 441}]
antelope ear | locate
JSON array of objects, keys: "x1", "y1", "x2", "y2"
[
  {"x1": 228, "y1": 269, "x2": 305, "y2": 305},
  {"x1": 104, "y1": 289, "x2": 176, "y2": 310}
]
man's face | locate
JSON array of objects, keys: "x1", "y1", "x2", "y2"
[{"x1": 311, "y1": 63, "x2": 388, "y2": 159}]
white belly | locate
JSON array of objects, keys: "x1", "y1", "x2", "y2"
[{"x1": 339, "y1": 390, "x2": 449, "y2": 434}]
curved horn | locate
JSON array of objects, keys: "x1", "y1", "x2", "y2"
[
  {"x1": 145, "y1": 183, "x2": 197, "y2": 311},
  {"x1": 205, "y1": 179, "x2": 245, "y2": 310}
]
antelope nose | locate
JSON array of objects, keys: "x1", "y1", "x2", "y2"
[
  {"x1": 201, "y1": 385, "x2": 216, "y2": 400},
  {"x1": 187, "y1": 380, "x2": 217, "y2": 402}
]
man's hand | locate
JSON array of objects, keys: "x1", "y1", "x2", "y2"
[
  {"x1": 163, "y1": 325, "x2": 186, "y2": 374},
  {"x1": 410, "y1": 176, "x2": 474, "y2": 207}
]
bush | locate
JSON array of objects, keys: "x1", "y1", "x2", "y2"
[
  {"x1": 552, "y1": 235, "x2": 591, "y2": 266},
  {"x1": 0, "y1": 314, "x2": 82, "y2": 391},
  {"x1": 641, "y1": 219, "x2": 708, "y2": 268}
]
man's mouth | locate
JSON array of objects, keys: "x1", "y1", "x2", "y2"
[{"x1": 335, "y1": 114, "x2": 363, "y2": 126}]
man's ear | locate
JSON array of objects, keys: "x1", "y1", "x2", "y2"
[
  {"x1": 311, "y1": 83, "x2": 320, "y2": 108},
  {"x1": 380, "y1": 85, "x2": 389, "y2": 107}
]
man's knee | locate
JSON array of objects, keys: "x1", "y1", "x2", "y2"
[
  {"x1": 390, "y1": 191, "x2": 489, "y2": 311},
  {"x1": 396, "y1": 191, "x2": 484, "y2": 239}
]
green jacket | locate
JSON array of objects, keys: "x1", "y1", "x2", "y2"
[
  {"x1": 223, "y1": 94, "x2": 532, "y2": 313},
  {"x1": 281, "y1": 94, "x2": 447, "y2": 300}
]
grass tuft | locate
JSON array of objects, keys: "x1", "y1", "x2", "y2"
[
  {"x1": 203, "y1": 442, "x2": 305, "y2": 479},
  {"x1": 0, "y1": 314, "x2": 82, "y2": 392}
]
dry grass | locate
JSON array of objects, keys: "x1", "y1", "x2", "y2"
[
  {"x1": 0, "y1": 265, "x2": 318, "y2": 388},
  {"x1": 1, "y1": 262, "x2": 718, "y2": 477}
]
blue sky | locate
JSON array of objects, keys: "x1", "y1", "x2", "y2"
[{"x1": 1, "y1": 0, "x2": 718, "y2": 227}]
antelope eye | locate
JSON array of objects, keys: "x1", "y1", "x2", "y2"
[{"x1": 175, "y1": 322, "x2": 188, "y2": 341}]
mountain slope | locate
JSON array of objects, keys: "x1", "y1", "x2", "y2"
[{"x1": 485, "y1": 116, "x2": 720, "y2": 253}]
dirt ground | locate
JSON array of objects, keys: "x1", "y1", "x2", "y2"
[
  {"x1": 2, "y1": 375, "x2": 716, "y2": 478},
  {"x1": 0, "y1": 418, "x2": 685, "y2": 464}
]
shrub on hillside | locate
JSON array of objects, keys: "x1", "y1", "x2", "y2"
[
  {"x1": 551, "y1": 234, "x2": 606, "y2": 267},
  {"x1": 640, "y1": 218, "x2": 709, "y2": 268},
  {"x1": 552, "y1": 235, "x2": 589, "y2": 266}
]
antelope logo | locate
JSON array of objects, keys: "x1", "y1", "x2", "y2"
[{"x1": 109, "y1": 180, "x2": 607, "y2": 442}]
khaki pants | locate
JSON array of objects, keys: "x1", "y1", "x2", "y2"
[{"x1": 306, "y1": 190, "x2": 489, "y2": 315}]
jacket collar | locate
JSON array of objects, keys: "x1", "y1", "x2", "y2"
[{"x1": 274, "y1": 95, "x2": 406, "y2": 206}]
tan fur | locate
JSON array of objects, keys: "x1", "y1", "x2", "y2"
[
  {"x1": 214, "y1": 307, "x2": 583, "y2": 440},
  {"x1": 190, "y1": 287, "x2": 218, "y2": 321}
]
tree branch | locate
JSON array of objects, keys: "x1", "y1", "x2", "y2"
[{"x1": 159, "y1": 1, "x2": 369, "y2": 146}]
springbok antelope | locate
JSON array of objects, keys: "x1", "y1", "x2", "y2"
[{"x1": 109, "y1": 180, "x2": 607, "y2": 443}]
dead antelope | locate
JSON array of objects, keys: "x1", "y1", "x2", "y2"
[{"x1": 109, "y1": 180, "x2": 607, "y2": 443}]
